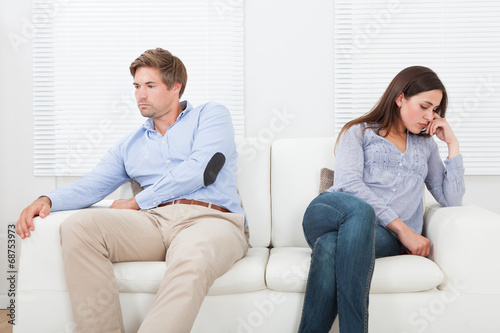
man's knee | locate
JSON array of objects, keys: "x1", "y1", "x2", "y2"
[
  {"x1": 60, "y1": 210, "x2": 86, "y2": 231},
  {"x1": 59, "y1": 211, "x2": 100, "y2": 244},
  {"x1": 169, "y1": 229, "x2": 243, "y2": 277},
  {"x1": 174, "y1": 236, "x2": 228, "y2": 266}
]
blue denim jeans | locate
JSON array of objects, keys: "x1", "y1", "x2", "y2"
[{"x1": 298, "y1": 192, "x2": 400, "y2": 333}]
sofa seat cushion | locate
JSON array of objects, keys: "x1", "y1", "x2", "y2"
[
  {"x1": 113, "y1": 247, "x2": 269, "y2": 296},
  {"x1": 266, "y1": 247, "x2": 444, "y2": 294},
  {"x1": 370, "y1": 255, "x2": 444, "y2": 293}
]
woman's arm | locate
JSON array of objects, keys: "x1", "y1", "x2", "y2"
[
  {"x1": 425, "y1": 113, "x2": 465, "y2": 206},
  {"x1": 386, "y1": 217, "x2": 430, "y2": 256},
  {"x1": 335, "y1": 125, "x2": 432, "y2": 257}
]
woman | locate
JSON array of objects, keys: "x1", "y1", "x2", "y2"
[{"x1": 298, "y1": 66, "x2": 465, "y2": 333}]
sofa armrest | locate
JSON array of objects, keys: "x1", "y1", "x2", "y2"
[
  {"x1": 424, "y1": 204, "x2": 500, "y2": 295},
  {"x1": 18, "y1": 201, "x2": 113, "y2": 292}
]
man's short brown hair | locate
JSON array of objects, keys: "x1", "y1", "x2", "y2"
[{"x1": 130, "y1": 48, "x2": 188, "y2": 98}]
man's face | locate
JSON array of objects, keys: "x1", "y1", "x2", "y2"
[{"x1": 133, "y1": 67, "x2": 179, "y2": 119}]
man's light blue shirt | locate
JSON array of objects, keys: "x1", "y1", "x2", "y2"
[
  {"x1": 47, "y1": 101, "x2": 245, "y2": 223},
  {"x1": 328, "y1": 123, "x2": 465, "y2": 234}
]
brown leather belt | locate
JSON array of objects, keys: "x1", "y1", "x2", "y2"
[{"x1": 158, "y1": 199, "x2": 230, "y2": 213}]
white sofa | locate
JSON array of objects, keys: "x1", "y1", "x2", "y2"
[{"x1": 16, "y1": 138, "x2": 500, "y2": 333}]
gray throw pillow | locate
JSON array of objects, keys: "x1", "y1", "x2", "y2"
[{"x1": 319, "y1": 167, "x2": 334, "y2": 194}]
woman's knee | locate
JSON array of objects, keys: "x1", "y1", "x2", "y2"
[
  {"x1": 303, "y1": 192, "x2": 374, "y2": 239},
  {"x1": 303, "y1": 192, "x2": 348, "y2": 223},
  {"x1": 353, "y1": 198, "x2": 376, "y2": 224},
  {"x1": 305, "y1": 192, "x2": 375, "y2": 225},
  {"x1": 302, "y1": 196, "x2": 342, "y2": 247},
  {"x1": 312, "y1": 232, "x2": 337, "y2": 264},
  {"x1": 334, "y1": 193, "x2": 375, "y2": 230}
]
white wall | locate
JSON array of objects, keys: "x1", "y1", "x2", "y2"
[
  {"x1": 1, "y1": 1, "x2": 55, "y2": 224},
  {"x1": 245, "y1": 0, "x2": 335, "y2": 139},
  {"x1": 1, "y1": 0, "x2": 499, "y2": 306}
]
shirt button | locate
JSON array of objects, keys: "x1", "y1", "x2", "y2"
[
  {"x1": 399, "y1": 162, "x2": 402, "y2": 166},
  {"x1": 171, "y1": 195, "x2": 175, "y2": 198},
  {"x1": 166, "y1": 159, "x2": 171, "y2": 164},
  {"x1": 397, "y1": 173, "x2": 401, "y2": 176},
  {"x1": 162, "y1": 141, "x2": 165, "y2": 144},
  {"x1": 153, "y1": 201, "x2": 157, "y2": 205},
  {"x1": 392, "y1": 188, "x2": 396, "y2": 192}
]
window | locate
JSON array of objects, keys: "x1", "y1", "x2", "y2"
[
  {"x1": 334, "y1": 0, "x2": 500, "y2": 175},
  {"x1": 33, "y1": 0, "x2": 244, "y2": 176}
]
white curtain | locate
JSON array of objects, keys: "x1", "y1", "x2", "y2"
[
  {"x1": 334, "y1": 0, "x2": 500, "y2": 175},
  {"x1": 33, "y1": 0, "x2": 244, "y2": 176}
]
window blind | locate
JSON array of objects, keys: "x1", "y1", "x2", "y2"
[
  {"x1": 33, "y1": 0, "x2": 244, "y2": 176},
  {"x1": 334, "y1": 0, "x2": 500, "y2": 175}
]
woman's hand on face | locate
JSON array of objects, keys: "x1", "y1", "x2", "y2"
[
  {"x1": 426, "y1": 112, "x2": 460, "y2": 158},
  {"x1": 426, "y1": 112, "x2": 458, "y2": 145}
]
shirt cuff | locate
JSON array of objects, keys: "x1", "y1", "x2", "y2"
[
  {"x1": 444, "y1": 154, "x2": 465, "y2": 176},
  {"x1": 377, "y1": 209, "x2": 399, "y2": 228},
  {"x1": 45, "y1": 193, "x2": 62, "y2": 212},
  {"x1": 444, "y1": 154, "x2": 464, "y2": 173},
  {"x1": 135, "y1": 189, "x2": 175, "y2": 210}
]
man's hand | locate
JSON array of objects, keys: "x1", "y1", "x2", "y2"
[
  {"x1": 386, "y1": 218, "x2": 431, "y2": 257},
  {"x1": 16, "y1": 196, "x2": 52, "y2": 239},
  {"x1": 109, "y1": 197, "x2": 140, "y2": 210}
]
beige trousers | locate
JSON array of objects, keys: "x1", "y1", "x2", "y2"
[{"x1": 59, "y1": 204, "x2": 248, "y2": 333}]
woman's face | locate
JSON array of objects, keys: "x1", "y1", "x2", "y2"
[{"x1": 397, "y1": 89, "x2": 443, "y2": 134}]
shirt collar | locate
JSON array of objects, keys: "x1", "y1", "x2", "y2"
[
  {"x1": 177, "y1": 100, "x2": 192, "y2": 119},
  {"x1": 142, "y1": 100, "x2": 192, "y2": 131}
]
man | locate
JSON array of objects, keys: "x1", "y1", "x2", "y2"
[{"x1": 15, "y1": 48, "x2": 248, "y2": 333}]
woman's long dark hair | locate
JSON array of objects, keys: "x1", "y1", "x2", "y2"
[{"x1": 336, "y1": 66, "x2": 448, "y2": 147}]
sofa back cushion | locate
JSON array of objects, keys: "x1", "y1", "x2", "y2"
[
  {"x1": 236, "y1": 138, "x2": 272, "y2": 247},
  {"x1": 271, "y1": 138, "x2": 336, "y2": 247}
]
